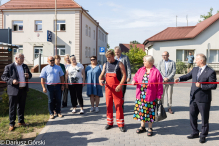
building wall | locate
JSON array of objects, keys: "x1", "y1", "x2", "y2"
[
  {"x1": 0, "y1": 11, "x2": 2, "y2": 28},
  {"x1": 75, "y1": 11, "x2": 81, "y2": 63},
  {"x1": 150, "y1": 19, "x2": 219, "y2": 65},
  {"x1": 97, "y1": 27, "x2": 108, "y2": 64},
  {"x1": 81, "y1": 12, "x2": 97, "y2": 64},
  {"x1": 3, "y1": 10, "x2": 76, "y2": 64}
]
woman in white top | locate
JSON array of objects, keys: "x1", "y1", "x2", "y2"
[{"x1": 65, "y1": 55, "x2": 85, "y2": 114}]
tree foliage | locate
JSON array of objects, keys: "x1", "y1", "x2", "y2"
[
  {"x1": 123, "y1": 45, "x2": 146, "y2": 73},
  {"x1": 131, "y1": 40, "x2": 140, "y2": 44},
  {"x1": 199, "y1": 7, "x2": 219, "y2": 22},
  {"x1": 107, "y1": 43, "x2": 110, "y2": 50}
]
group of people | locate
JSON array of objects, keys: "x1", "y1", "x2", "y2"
[{"x1": 1, "y1": 47, "x2": 216, "y2": 143}]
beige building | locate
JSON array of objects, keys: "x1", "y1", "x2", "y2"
[
  {"x1": 0, "y1": 0, "x2": 108, "y2": 67},
  {"x1": 143, "y1": 12, "x2": 219, "y2": 70}
]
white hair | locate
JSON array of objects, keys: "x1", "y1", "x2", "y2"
[
  {"x1": 114, "y1": 46, "x2": 121, "y2": 51},
  {"x1": 143, "y1": 55, "x2": 154, "y2": 64},
  {"x1": 196, "y1": 53, "x2": 207, "y2": 63},
  {"x1": 14, "y1": 53, "x2": 24, "y2": 59}
]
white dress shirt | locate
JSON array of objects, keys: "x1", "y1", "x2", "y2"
[{"x1": 15, "y1": 62, "x2": 26, "y2": 87}]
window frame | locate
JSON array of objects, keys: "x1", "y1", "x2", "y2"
[
  {"x1": 93, "y1": 30, "x2": 95, "y2": 40},
  {"x1": 89, "y1": 27, "x2": 91, "y2": 37},
  {"x1": 207, "y1": 49, "x2": 219, "y2": 63},
  {"x1": 176, "y1": 49, "x2": 195, "y2": 62},
  {"x1": 12, "y1": 21, "x2": 23, "y2": 32},
  {"x1": 35, "y1": 20, "x2": 42, "y2": 32},
  {"x1": 56, "y1": 46, "x2": 66, "y2": 56},
  {"x1": 86, "y1": 25, "x2": 88, "y2": 36},
  {"x1": 54, "y1": 20, "x2": 66, "y2": 31}
]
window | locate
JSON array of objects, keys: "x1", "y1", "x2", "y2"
[
  {"x1": 54, "y1": 20, "x2": 66, "y2": 31},
  {"x1": 13, "y1": 21, "x2": 23, "y2": 31},
  {"x1": 93, "y1": 48, "x2": 95, "y2": 56},
  {"x1": 207, "y1": 50, "x2": 219, "y2": 63},
  {"x1": 57, "y1": 46, "x2": 65, "y2": 56},
  {"x1": 35, "y1": 20, "x2": 42, "y2": 31},
  {"x1": 86, "y1": 25, "x2": 88, "y2": 36},
  {"x1": 85, "y1": 47, "x2": 88, "y2": 58},
  {"x1": 14, "y1": 45, "x2": 23, "y2": 56},
  {"x1": 176, "y1": 50, "x2": 195, "y2": 62},
  {"x1": 88, "y1": 47, "x2": 91, "y2": 58},
  {"x1": 93, "y1": 30, "x2": 95, "y2": 40},
  {"x1": 34, "y1": 46, "x2": 43, "y2": 59},
  {"x1": 89, "y1": 27, "x2": 91, "y2": 37}
]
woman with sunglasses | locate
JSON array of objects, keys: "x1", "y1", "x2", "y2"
[
  {"x1": 65, "y1": 55, "x2": 85, "y2": 114},
  {"x1": 85, "y1": 56, "x2": 103, "y2": 113}
]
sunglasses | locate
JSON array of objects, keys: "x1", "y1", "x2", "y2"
[
  {"x1": 70, "y1": 55, "x2": 75, "y2": 57},
  {"x1": 50, "y1": 59, "x2": 55, "y2": 62},
  {"x1": 90, "y1": 59, "x2": 96, "y2": 61}
]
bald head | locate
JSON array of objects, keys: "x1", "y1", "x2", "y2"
[
  {"x1": 47, "y1": 56, "x2": 55, "y2": 66},
  {"x1": 162, "y1": 51, "x2": 169, "y2": 61}
]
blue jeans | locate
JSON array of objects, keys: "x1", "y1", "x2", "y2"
[{"x1": 47, "y1": 85, "x2": 62, "y2": 115}]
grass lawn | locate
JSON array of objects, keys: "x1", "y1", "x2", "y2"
[{"x1": 0, "y1": 88, "x2": 49, "y2": 141}]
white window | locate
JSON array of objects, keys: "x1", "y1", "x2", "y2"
[
  {"x1": 85, "y1": 47, "x2": 88, "y2": 58},
  {"x1": 93, "y1": 30, "x2": 95, "y2": 40},
  {"x1": 13, "y1": 21, "x2": 23, "y2": 31},
  {"x1": 89, "y1": 27, "x2": 91, "y2": 37},
  {"x1": 93, "y1": 48, "x2": 95, "y2": 56},
  {"x1": 57, "y1": 46, "x2": 65, "y2": 56},
  {"x1": 176, "y1": 50, "x2": 195, "y2": 62},
  {"x1": 34, "y1": 46, "x2": 43, "y2": 59},
  {"x1": 207, "y1": 50, "x2": 219, "y2": 63},
  {"x1": 86, "y1": 25, "x2": 88, "y2": 36},
  {"x1": 14, "y1": 45, "x2": 23, "y2": 56},
  {"x1": 35, "y1": 20, "x2": 42, "y2": 31},
  {"x1": 54, "y1": 20, "x2": 66, "y2": 31},
  {"x1": 88, "y1": 47, "x2": 91, "y2": 57}
]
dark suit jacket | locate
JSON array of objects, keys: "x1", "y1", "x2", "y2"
[
  {"x1": 179, "y1": 66, "x2": 217, "y2": 103},
  {"x1": 1, "y1": 63, "x2": 32, "y2": 96}
]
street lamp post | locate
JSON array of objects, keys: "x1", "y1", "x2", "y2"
[{"x1": 55, "y1": 0, "x2": 57, "y2": 55}]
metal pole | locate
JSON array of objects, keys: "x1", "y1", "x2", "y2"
[
  {"x1": 55, "y1": 0, "x2": 57, "y2": 55},
  {"x1": 101, "y1": 55, "x2": 103, "y2": 66},
  {"x1": 207, "y1": 43, "x2": 211, "y2": 65},
  {"x1": 38, "y1": 53, "x2": 41, "y2": 73}
]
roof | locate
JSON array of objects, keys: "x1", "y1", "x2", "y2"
[
  {"x1": 119, "y1": 44, "x2": 145, "y2": 53},
  {"x1": 0, "y1": 0, "x2": 81, "y2": 10},
  {"x1": 143, "y1": 12, "x2": 219, "y2": 44}
]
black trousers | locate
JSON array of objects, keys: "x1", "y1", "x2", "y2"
[
  {"x1": 69, "y1": 84, "x2": 83, "y2": 108},
  {"x1": 121, "y1": 82, "x2": 127, "y2": 109},
  {"x1": 62, "y1": 88, "x2": 68, "y2": 107},
  {"x1": 190, "y1": 100, "x2": 211, "y2": 138},
  {"x1": 9, "y1": 88, "x2": 27, "y2": 126}
]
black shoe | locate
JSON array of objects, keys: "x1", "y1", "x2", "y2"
[
  {"x1": 105, "y1": 125, "x2": 113, "y2": 130},
  {"x1": 199, "y1": 137, "x2": 206, "y2": 143},
  {"x1": 187, "y1": 134, "x2": 199, "y2": 139},
  {"x1": 119, "y1": 127, "x2": 126, "y2": 132}
]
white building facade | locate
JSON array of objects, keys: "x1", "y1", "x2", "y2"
[{"x1": 0, "y1": 1, "x2": 108, "y2": 66}]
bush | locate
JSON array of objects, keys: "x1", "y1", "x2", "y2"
[
  {"x1": 176, "y1": 60, "x2": 187, "y2": 74},
  {"x1": 123, "y1": 45, "x2": 146, "y2": 73},
  {"x1": 0, "y1": 88, "x2": 9, "y2": 116}
]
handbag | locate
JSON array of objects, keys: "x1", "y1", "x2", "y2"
[{"x1": 155, "y1": 100, "x2": 167, "y2": 122}]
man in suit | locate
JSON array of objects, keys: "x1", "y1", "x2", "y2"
[
  {"x1": 1, "y1": 53, "x2": 32, "y2": 131},
  {"x1": 114, "y1": 46, "x2": 131, "y2": 109},
  {"x1": 175, "y1": 53, "x2": 217, "y2": 143},
  {"x1": 157, "y1": 51, "x2": 176, "y2": 114}
]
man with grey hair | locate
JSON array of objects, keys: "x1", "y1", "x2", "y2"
[
  {"x1": 114, "y1": 46, "x2": 131, "y2": 110},
  {"x1": 1, "y1": 53, "x2": 32, "y2": 131},
  {"x1": 175, "y1": 53, "x2": 217, "y2": 143},
  {"x1": 157, "y1": 51, "x2": 176, "y2": 114}
]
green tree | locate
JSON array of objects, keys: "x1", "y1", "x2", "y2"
[
  {"x1": 131, "y1": 40, "x2": 140, "y2": 44},
  {"x1": 107, "y1": 43, "x2": 110, "y2": 50},
  {"x1": 199, "y1": 7, "x2": 219, "y2": 22},
  {"x1": 123, "y1": 44, "x2": 146, "y2": 73}
]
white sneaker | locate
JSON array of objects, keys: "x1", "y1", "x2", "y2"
[
  {"x1": 95, "y1": 107, "x2": 99, "y2": 113},
  {"x1": 80, "y1": 109, "x2": 84, "y2": 114},
  {"x1": 72, "y1": 109, "x2": 76, "y2": 113},
  {"x1": 90, "y1": 107, "x2": 94, "y2": 112}
]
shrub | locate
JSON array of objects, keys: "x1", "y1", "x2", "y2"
[
  {"x1": 176, "y1": 60, "x2": 187, "y2": 74},
  {"x1": 0, "y1": 88, "x2": 9, "y2": 116}
]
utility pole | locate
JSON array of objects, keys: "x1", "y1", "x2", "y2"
[
  {"x1": 176, "y1": 15, "x2": 177, "y2": 27},
  {"x1": 186, "y1": 15, "x2": 188, "y2": 26},
  {"x1": 55, "y1": 0, "x2": 57, "y2": 55}
]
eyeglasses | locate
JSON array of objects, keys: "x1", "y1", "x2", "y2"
[
  {"x1": 90, "y1": 59, "x2": 96, "y2": 61},
  {"x1": 162, "y1": 55, "x2": 168, "y2": 57},
  {"x1": 70, "y1": 55, "x2": 75, "y2": 57},
  {"x1": 50, "y1": 59, "x2": 55, "y2": 62}
]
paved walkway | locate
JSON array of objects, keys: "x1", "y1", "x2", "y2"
[{"x1": 29, "y1": 74, "x2": 219, "y2": 146}]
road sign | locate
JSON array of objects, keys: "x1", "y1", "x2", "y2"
[
  {"x1": 47, "y1": 30, "x2": 52, "y2": 42},
  {"x1": 99, "y1": 47, "x2": 105, "y2": 55}
]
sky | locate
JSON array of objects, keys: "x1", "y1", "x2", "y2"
[{"x1": 1, "y1": 0, "x2": 219, "y2": 48}]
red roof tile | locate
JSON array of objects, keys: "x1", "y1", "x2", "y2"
[
  {"x1": 119, "y1": 44, "x2": 145, "y2": 53},
  {"x1": 144, "y1": 12, "x2": 219, "y2": 44},
  {"x1": 0, "y1": 0, "x2": 81, "y2": 10}
]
